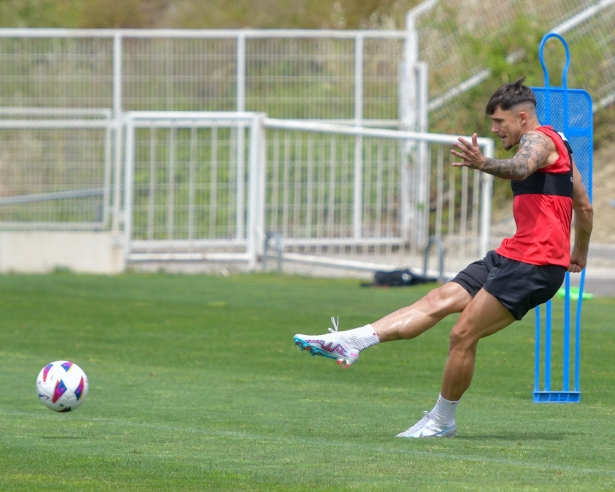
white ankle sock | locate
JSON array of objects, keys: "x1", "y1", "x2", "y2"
[
  {"x1": 430, "y1": 393, "x2": 459, "y2": 424},
  {"x1": 341, "y1": 324, "x2": 380, "y2": 351}
]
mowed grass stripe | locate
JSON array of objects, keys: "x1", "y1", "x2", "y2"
[
  {"x1": 5, "y1": 410, "x2": 615, "y2": 477},
  {"x1": 0, "y1": 272, "x2": 613, "y2": 491}
]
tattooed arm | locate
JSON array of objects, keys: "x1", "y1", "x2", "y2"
[{"x1": 450, "y1": 131, "x2": 552, "y2": 180}]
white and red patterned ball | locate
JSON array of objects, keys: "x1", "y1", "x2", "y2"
[{"x1": 36, "y1": 361, "x2": 89, "y2": 412}]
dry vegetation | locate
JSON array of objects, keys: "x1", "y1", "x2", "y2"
[{"x1": 0, "y1": 0, "x2": 420, "y2": 30}]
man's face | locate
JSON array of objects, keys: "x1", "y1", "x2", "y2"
[{"x1": 488, "y1": 107, "x2": 524, "y2": 151}]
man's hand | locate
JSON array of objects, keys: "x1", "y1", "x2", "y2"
[
  {"x1": 451, "y1": 133, "x2": 486, "y2": 170},
  {"x1": 568, "y1": 250, "x2": 587, "y2": 273},
  {"x1": 451, "y1": 131, "x2": 552, "y2": 180}
]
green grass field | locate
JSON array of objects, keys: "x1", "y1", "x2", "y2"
[{"x1": 0, "y1": 272, "x2": 613, "y2": 491}]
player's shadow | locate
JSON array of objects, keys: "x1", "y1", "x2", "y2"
[
  {"x1": 41, "y1": 436, "x2": 87, "y2": 440},
  {"x1": 456, "y1": 432, "x2": 571, "y2": 441}
]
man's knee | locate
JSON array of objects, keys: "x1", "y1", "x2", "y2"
[
  {"x1": 424, "y1": 282, "x2": 471, "y2": 317},
  {"x1": 449, "y1": 321, "x2": 479, "y2": 353},
  {"x1": 448, "y1": 289, "x2": 516, "y2": 352}
]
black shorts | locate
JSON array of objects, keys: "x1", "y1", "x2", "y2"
[{"x1": 450, "y1": 250, "x2": 566, "y2": 321}]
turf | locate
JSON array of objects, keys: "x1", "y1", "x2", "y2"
[{"x1": 0, "y1": 272, "x2": 613, "y2": 491}]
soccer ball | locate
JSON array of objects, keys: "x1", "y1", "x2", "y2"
[{"x1": 36, "y1": 361, "x2": 89, "y2": 412}]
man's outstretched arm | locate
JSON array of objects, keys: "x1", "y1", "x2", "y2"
[
  {"x1": 569, "y1": 159, "x2": 593, "y2": 273},
  {"x1": 450, "y1": 132, "x2": 551, "y2": 179}
]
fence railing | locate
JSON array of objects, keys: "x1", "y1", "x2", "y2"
[
  {"x1": 0, "y1": 108, "x2": 113, "y2": 230},
  {"x1": 0, "y1": 28, "x2": 411, "y2": 240},
  {"x1": 123, "y1": 112, "x2": 494, "y2": 271},
  {"x1": 0, "y1": 29, "x2": 407, "y2": 126},
  {"x1": 123, "y1": 112, "x2": 264, "y2": 269},
  {"x1": 0, "y1": 107, "x2": 494, "y2": 272},
  {"x1": 0, "y1": 25, "x2": 608, "y2": 263}
]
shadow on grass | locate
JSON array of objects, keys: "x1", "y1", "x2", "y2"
[
  {"x1": 457, "y1": 432, "x2": 572, "y2": 441},
  {"x1": 41, "y1": 436, "x2": 87, "y2": 440}
]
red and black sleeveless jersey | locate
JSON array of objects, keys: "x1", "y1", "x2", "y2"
[{"x1": 495, "y1": 125, "x2": 573, "y2": 267}]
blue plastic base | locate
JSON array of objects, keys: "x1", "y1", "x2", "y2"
[{"x1": 533, "y1": 391, "x2": 581, "y2": 403}]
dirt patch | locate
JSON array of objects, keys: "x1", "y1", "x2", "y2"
[{"x1": 590, "y1": 142, "x2": 615, "y2": 243}]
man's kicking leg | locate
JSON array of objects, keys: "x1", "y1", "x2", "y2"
[
  {"x1": 293, "y1": 282, "x2": 472, "y2": 367},
  {"x1": 397, "y1": 288, "x2": 515, "y2": 438}
]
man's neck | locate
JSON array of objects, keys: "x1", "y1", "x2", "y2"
[{"x1": 526, "y1": 118, "x2": 541, "y2": 132}]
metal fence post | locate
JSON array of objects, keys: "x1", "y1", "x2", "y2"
[
  {"x1": 401, "y1": 2, "x2": 436, "y2": 250},
  {"x1": 235, "y1": 35, "x2": 248, "y2": 241},
  {"x1": 237, "y1": 33, "x2": 246, "y2": 113},
  {"x1": 123, "y1": 116, "x2": 135, "y2": 260},
  {"x1": 353, "y1": 134, "x2": 363, "y2": 242},
  {"x1": 257, "y1": 114, "x2": 267, "y2": 259},
  {"x1": 248, "y1": 114, "x2": 266, "y2": 271},
  {"x1": 416, "y1": 61, "x2": 430, "y2": 248},
  {"x1": 112, "y1": 31, "x2": 123, "y2": 234},
  {"x1": 354, "y1": 34, "x2": 364, "y2": 124},
  {"x1": 480, "y1": 140, "x2": 494, "y2": 258},
  {"x1": 353, "y1": 35, "x2": 364, "y2": 242}
]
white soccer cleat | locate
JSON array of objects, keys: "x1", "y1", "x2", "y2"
[
  {"x1": 396, "y1": 412, "x2": 457, "y2": 438},
  {"x1": 294, "y1": 317, "x2": 360, "y2": 368}
]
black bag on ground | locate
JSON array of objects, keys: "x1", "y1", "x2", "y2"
[{"x1": 367, "y1": 268, "x2": 437, "y2": 287}]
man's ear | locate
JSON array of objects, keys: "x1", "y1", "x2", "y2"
[{"x1": 517, "y1": 110, "x2": 529, "y2": 127}]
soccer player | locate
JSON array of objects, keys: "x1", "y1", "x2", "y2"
[{"x1": 293, "y1": 78, "x2": 593, "y2": 438}]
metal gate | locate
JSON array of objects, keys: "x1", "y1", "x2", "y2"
[
  {"x1": 262, "y1": 118, "x2": 494, "y2": 271},
  {"x1": 0, "y1": 108, "x2": 114, "y2": 230},
  {"x1": 123, "y1": 112, "x2": 265, "y2": 269},
  {"x1": 123, "y1": 112, "x2": 494, "y2": 272}
]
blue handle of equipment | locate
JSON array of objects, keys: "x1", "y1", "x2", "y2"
[
  {"x1": 538, "y1": 33, "x2": 571, "y2": 88},
  {"x1": 534, "y1": 306, "x2": 540, "y2": 393},
  {"x1": 563, "y1": 272, "x2": 571, "y2": 391},
  {"x1": 574, "y1": 269, "x2": 585, "y2": 392},
  {"x1": 545, "y1": 300, "x2": 552, "y2": 391}
]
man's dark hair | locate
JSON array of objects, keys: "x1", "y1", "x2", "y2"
[{"x1": 485, "y1": 77, "x2": 536, "y2": 115}]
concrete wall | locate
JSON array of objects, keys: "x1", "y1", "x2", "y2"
[{"x1": 0, "y1": 232, "x2": 125, "y2": 274}]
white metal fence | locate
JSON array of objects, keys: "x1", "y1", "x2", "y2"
[
  {"x1": 2, "y1": 10, "x2": 612, "y2": 125},
  {"x1": 123, "y1": 112, "x2": 494, "y2": 271},
  {"x1": 123, "y1": 112, "x2": 264, "y2": 269},
  {"x1": 0, "y1": 23, "x2": 610, "y2": 235},
  {"x1": 20, "y1": 25, "x2": 609, "y2": 271},
  {"x1": 0, "y1": 108, "x2": 114, "y2": 229},
  {"x1": 0, "y1": 29, "x2": 409, "y2": 244},
  {"x1": 0, "y1": 29, "x2": 406, "y2": 126}
]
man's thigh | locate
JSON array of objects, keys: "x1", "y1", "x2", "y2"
[{"x1": 451, "y1": 288, "x2": 516, "y2": 345}]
